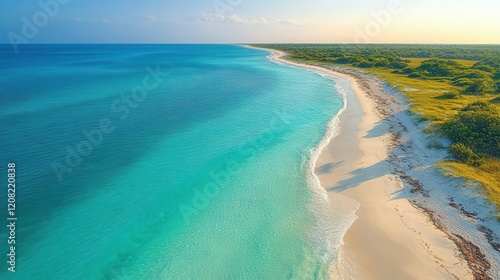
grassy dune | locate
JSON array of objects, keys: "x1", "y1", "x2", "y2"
[
  {"x1": 364, "y1": 67, "x2": 500, "y2": 210},
  {"x1": 368, "y1": 67, "x2": 498, "y2": 123},
  {"x1": 440, "y1": 160, "x2": 500, "y2": 210}
]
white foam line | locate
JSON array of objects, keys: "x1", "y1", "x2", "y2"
[{"x1": 262, "y1": 48, "x2": 362, "y2": 278}]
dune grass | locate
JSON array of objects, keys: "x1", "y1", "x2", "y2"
[
  {"x1": 404, "y1": 57, "x2": 477, "y2": 68},
  {"x1": 363, "y1": 67, "x2": 500, "y2": 209},
  {"x1": 367, "y1": 68, "x2": 498, "y2": 123},
  {"x1": 440, "y1": 160, "x2": 500, "y2": 210}
]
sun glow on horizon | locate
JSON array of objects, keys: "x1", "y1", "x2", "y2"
[{"x1": 1, "y1": 0, "x2": 499, "y2": 44}]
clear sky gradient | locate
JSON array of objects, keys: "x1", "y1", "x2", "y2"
[{"x1": 1, "y1": 0, "x2": 499, "y2": 44}]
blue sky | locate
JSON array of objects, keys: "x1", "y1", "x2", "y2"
[{"x1": 1, "y1": 0, "x2": 499, "y2": 44}]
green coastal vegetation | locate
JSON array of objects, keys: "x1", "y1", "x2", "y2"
[{"x1": 257, "y1": 44, "x2": 500, "y2": 210}]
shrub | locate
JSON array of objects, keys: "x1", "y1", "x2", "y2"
[
  {"x1": 334, "y1": 56, "x2": 361, "y2": 64},
  {"x1": 408, "y1": 72, "x2": 425, "y2": 79},
  {"x1": 452, "y1": 78, "x2": 475, "y2": 87},
  {"x1": 436, "y1": 92, "x2": 459, "y2": 99},
  {"x1": 389, "y1": 61, "x2": 408, "y2": 69},
  {"x1": 491, "y1": 97, "x2": 500, "y2": 104},
  {"x1": 448, "y1": 143, "x2": 481, "y2": 165},
  {"x1": 472, "y1": 63, "x2": 495, "y2": 73},
  {"x1": 444, "y1": 102, "x2": 500, "y2": 158},
  {"x1": 416, "y1": 59, "x2": 462, "y2": 77},
  {"x1": 462, "y1": 78, "x2": 497, "y2": 95},
  {"x1": 399, "y1": 67, "x2": 416, "y2": 74},
  {"x1": 355, "y1": 60, "x2": 373, "y2": 68}
]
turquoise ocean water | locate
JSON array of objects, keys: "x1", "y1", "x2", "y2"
[{"x1": 0, "y1": 45, "x2": 348, "y2": 279}]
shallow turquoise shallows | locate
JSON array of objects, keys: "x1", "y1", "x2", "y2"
[{"x1": 0, "y1": 45, "x2": 344, "y2": 279}]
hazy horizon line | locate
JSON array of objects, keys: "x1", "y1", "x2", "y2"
[{"x1": 2, "y1": 42, "x2": 500, "y2": 46}]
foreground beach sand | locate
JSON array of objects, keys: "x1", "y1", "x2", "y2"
[{"x1": 261, "y1": 49, "x2": 476, "y2": 279}]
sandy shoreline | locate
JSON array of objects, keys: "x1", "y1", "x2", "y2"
[{"x1": 253, "y1": 47, "x2": 483, "y2": 279}]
